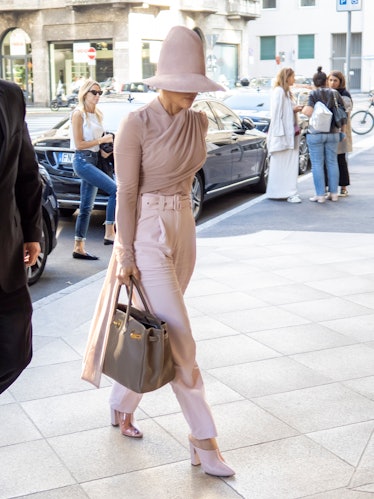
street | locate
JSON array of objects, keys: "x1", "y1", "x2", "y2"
[
  {"x1": 26, "y1": 101, "x2": 371, "y2": 302},
  {"x1": 26, "y1": 108, "x2": 261, "y2": 301}
]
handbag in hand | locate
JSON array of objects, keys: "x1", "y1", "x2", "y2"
[
  {"x1": 332, "y1": 91, "x2": 347, "y2": 129},
  {"x1": 103, "y1": 276, "x2": 175, "y2": 393}
]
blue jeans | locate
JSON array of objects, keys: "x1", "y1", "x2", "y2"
[
  {"x1": 306, "y1": 133, "x2": 339, "y2": 196},
  {"x1": 73, "y1": 150, "x2": 116, "y2": 241}
]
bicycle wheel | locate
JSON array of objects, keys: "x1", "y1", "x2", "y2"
[{"x1": 350, "y1": 110, "x2": 374, "y2": 135}]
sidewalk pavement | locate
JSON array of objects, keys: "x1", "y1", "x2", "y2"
[{"x1": 1, "y1": 137, "x2": 374, "y2": 499}]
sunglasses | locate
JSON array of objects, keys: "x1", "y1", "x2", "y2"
[{"x1": 88, "y1": 89, "x2": 103, "y2": 96}]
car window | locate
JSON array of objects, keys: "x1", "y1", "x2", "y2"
[
  {"x1": 99, "y1": 101, "x2": 145, "y2": 132},
  {"x1": 209, "y1": 101, "x2": 243, "y2": 131},
  {"x1": 192, "y1": 101, "x2": 219, "y2": 130},
  {"x1": 224, "y1": 94, "x2": 271, "y2": 111}
]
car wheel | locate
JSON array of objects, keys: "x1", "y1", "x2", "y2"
[
  {"x1": 251, "y1": 155, "x2": 269, "y2": 193},
  {"x1": 298, "y1": 135, "x2": 310, "y2": 175},
  {"x1": 191, "y1": 172, "x2": 204, "y2": 221},
  {"x1": 27, "y1": 216, "x2": 49, "y2": 286},
  {"x1": 59, "y1": 208, "x2": 76, "y2": 217}
]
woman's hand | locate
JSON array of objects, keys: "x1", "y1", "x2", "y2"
[
  {"x1": 101, "y1": 133, "x2": 113, "y2": 144},
  {"x1": 293, "y1": 105, "x2": 303, "y2": 113},
  {"x1": 116, "y1": 264, "x2": 140, "y2": 286},
  {"x1": 100, "y1": 149, "x2": 112, "y2": 159}
]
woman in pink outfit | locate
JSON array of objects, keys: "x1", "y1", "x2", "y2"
[{"x1": 82, "y1": 26, "x2": 235, "y2": 477}]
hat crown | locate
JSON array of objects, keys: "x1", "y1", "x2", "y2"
[
  {"x1": 142, "y1": 26, "x2": 224, "y2": 93},
  {"x1": 156, "y1": 26, "x2": 205, "y2": 78}
]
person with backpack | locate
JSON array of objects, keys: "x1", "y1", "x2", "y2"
[{"x1": 302, "y1": 66, "x2": 346, "y2": 203}]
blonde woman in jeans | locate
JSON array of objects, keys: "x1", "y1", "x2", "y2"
[{"x1": 70, "y1": 79, "x2": 115, "y2": 260}]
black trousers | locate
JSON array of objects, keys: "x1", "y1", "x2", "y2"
[
  {"x1": 0, "y1": 285, "x2": 33, "y2": 394},
  {"x1": 324, "y1": 153, "x2": 350, "y2": 188},
  {"x1": 337, "y1": 153, "x2": 350, "y2": 187}
]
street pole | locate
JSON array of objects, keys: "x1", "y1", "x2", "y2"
[{"x1": 346, "y1": 10, "x2": 351, "y2": 90}]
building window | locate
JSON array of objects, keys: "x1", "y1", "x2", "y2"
[
  {"x1": 1, "y1": 28, "x2": 33, "y2": 103},
  {"x1": 49, "y1": 40, "x2": 113, "y2": 99},
  {"x1": 298, "y1": 34, "x2": 314, "y2": 59},
  {"x1": 263, "y1": 0, "x2": 276, "y2": 7},
  {"x1": 300, "y1": 0, "x2": 315, "y2": 6},
  {"x1": 260, "y1": 36, "x2": 276, "y2": 60}
]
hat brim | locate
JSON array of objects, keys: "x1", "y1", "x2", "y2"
[{"x1": 142, "y1": 73, "x2": 225, "y2": 93}]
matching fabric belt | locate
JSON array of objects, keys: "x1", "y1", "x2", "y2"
[{"x1": 141, "y1": 193, "x2": 191, "y2": 211}]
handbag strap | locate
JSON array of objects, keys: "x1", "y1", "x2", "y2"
[
  {"x1": 332, "y1": 90, "x2": 339, "y2": 109},
  {"x1": 116, "y1": 276, "x2": 162, "y2": 327}
]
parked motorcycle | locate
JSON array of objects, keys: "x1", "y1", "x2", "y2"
[{"x1": 50, "y1": 91, "x2": 78, "y2": 111}]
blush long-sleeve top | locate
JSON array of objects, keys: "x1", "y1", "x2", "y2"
[
  {"x1": 113, "y1": 97, "x2": 208, "y2": 267},
  {"x1": 81, "y1": 97, "x2": 209, "y2": 387}
]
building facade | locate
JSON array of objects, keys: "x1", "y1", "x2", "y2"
[
  {"x1": 0, "y1": 0, "x2": 260, "y2": 106},
  {"x1": 247, "y1": 0, "x2": 373, "y2": 91}
]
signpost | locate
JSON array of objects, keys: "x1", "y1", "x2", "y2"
[
  {"x1": 336, "y1": 0, "x2": 362, "y2": 89},
  {"x1": 87, "y1": 47, "x2": 96, "y2": 62},
  {"x1": 336, "y1": 0, "x2": 362, "y2": 12}
]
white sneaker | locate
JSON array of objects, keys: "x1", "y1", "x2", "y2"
[
  {"x1": 287, "y1": 195, "x2": 302, "y2": 203},
  {"x1": 309, "y1": 195, "x2": 326, "y2": 203}
]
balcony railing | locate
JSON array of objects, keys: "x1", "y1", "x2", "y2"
[
  {"x1": 0, "y1": 0, "x2": 171, "y2": 10},
  {"x1": 179, "y1": 0, "x2": 218, "y2": 13},
  {"x1": 226, "y1": 0, "x2": 261, "y2": 19},
  {"x1": 66, "y1": 0, "x2": 170, "y2": 7}
]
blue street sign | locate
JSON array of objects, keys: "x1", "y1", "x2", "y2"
[{"x1": 336, "y1": 0, "x2": 362, "y2": 11}]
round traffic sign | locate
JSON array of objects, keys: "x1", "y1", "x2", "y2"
[{"x1": 87, "y1": 47, "x2": 96, "y2": 60}]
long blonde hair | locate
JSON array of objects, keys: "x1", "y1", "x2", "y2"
[
  {"x1": 77, "y1": 78, "x2": 103, "y2": 124},
  {"x1": 274, "y1": 67, "x2": 295, "y2": 98}
]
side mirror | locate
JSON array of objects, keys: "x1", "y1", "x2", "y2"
[{"x1": 242, "y1": 117, "x2": 255, "y2": 130}]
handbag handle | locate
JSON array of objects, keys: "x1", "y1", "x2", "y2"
[{"x1": 116, "y1": 276, "x2": 162, "y2": 328}]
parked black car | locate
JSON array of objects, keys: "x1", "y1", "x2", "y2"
[
  {"x1": 27, "y1": 164, "x2": 59, "y2": 285},
  {"x1": 33, "y1": 96, "x2": 269, "y2": 221},
  {"x1": 223, "y1": 89, "x2": 311, "y2": 175}
]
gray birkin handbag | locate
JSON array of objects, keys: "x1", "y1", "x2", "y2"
[{"x1": 103, "y1": 276, "x2": 175, "y2": 393}]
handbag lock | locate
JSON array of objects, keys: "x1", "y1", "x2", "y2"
[{"x1": 130, "y1": 331, "x2": 142, "y2": 340}]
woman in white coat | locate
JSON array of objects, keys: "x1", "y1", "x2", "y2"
[{"x1": 266, "y1": 67, "x2": 303, "y2": 203}]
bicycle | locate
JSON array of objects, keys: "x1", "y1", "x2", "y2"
[{"x1": 350, "y1": 91, "x2": 374, "y2": 135}]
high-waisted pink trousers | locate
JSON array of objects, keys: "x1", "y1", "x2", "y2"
[{"x1": 109, "y1": 193, "x2": 217, "y2": 439}]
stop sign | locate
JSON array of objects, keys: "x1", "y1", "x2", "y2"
[{"x1": 87, "y1": 47, "x2": 96, "y2": 60}]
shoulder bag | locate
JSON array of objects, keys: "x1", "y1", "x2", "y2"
[
  {"x1": 332, "y1": 91, "x2": 348, "y2": 129},
  {"x1": 308, "y1": 92, "x2": 333, "y2": 133},
  {"x1": 102, "y1": 276, "x2": 175, "y2": 393},
  {"x1": 97, "y1": 132, "x2": 115, "y2": 178}
]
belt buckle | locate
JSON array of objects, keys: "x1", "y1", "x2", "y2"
[{"x1": 173, "y1": 195, "x2": 181, "y2": 210}]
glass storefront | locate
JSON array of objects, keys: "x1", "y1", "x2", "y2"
[
  {"x1": 49, "y1": 40, "x2": 113, "y2": 98},
  {"x1": 210, "y1": 43, "x2": 238, "y2": 89},
  {"x1": 1, "y1": 28, "x2": 33, "y2": 103}
]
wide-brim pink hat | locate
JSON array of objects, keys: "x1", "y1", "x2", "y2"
[{"x1": 142, "y1": 26, "x2": 225, "y2": 93}]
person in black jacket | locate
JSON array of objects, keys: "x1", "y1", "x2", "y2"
[{"x1": 0, "y1": 79, "x2": 43, "y2": 394}]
